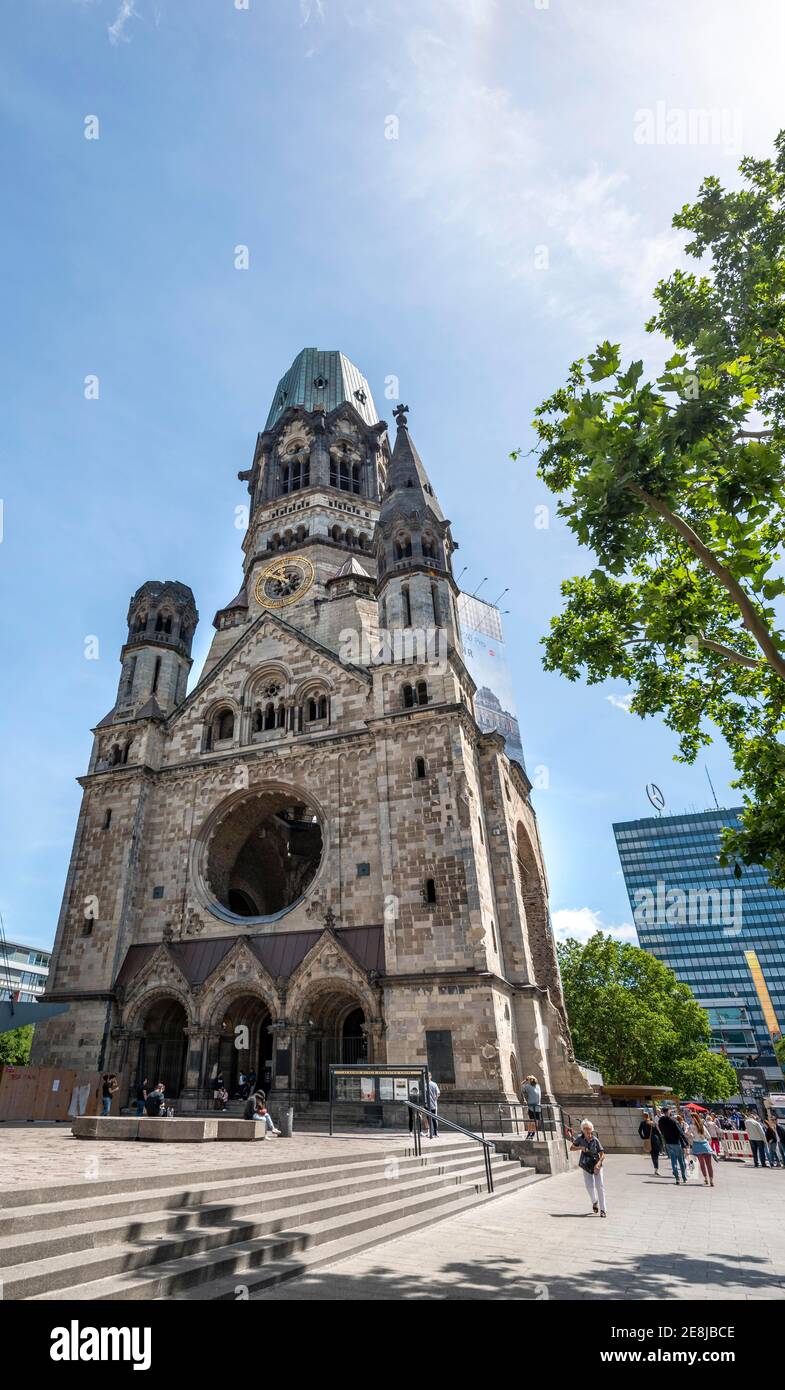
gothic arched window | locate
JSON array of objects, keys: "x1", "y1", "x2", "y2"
[
  {"x1": 422, "y1": 533, "x2": 437, "y2": 559},
  {"x1": 402, "y1": 584, "x2": 412, "y2": 627},
  {"x1": 216, "y1": 710, "x2": 234, "y2": 741},
  {"x1": 395, "y1": 534, "x2": 412, "y2": 560},
  {"x1": 402, "y1": 684, "x2": 415, "y2": 709},
  {"x1": 306, "y1": 694, "x2": 329, "y2": 723},
  {"x1": 430, "y1": 583, "x2": 440, "y2": 624},
  {"x1": 416, "y1": 680, "x2": 428, "y2": 706},
  {"x1": 415, "y1": 756, "x2": 426, "y2": 780}
]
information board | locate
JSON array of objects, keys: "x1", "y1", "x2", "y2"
[{"x1": 328, "y1": 1064, "x2": 429, "y2": 1134}]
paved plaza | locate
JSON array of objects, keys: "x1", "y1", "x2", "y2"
[
  {"x1": 0, "y1": 1123, "x2": 408, "y2": 1191},
  {"x1": 253, "y1": 1152, "x2": 785, "y2": 1301}
]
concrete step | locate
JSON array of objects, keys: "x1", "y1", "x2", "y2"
[
  {"x1": 0, "y1": 1155, "x2": 522, "y2": 1274},
  {"x1": 29, "y1": 1162, "x2": 536, "y2": 1301},
  {"x1": 0, "y1": 1140, "x2": 480, "y2": 1237},
  {"x1": 4, "y1": 1138, "x2": 533, "y2": 1302},
  {"x1": 1, "y1": 1139, "x2": 422, "y2": 1211}
]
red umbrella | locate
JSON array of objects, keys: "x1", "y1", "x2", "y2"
[{"x1": 683, "y1": 1102, "x2": 708, "y2": 1111}]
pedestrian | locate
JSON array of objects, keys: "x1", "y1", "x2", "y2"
[
  {"x1": 679, "y1": 1109, "x2": 697, "y2": 1177},
  {"x1": 657, "y1": 1106, "x2": 689, "y2": 1184},
  {"x1": 143, "y1": 1082, "x2": 166, "y2": 1117},
  {"x1": 775, "y1": 1116, "x2": 785, "y2": 1167},
  {"x1": 247, "y1": 1069, "x2": 257, "y2": 1094},
  {"x1": 134, "y1": 1076, "x2": 148, "y2": 1118},
  {"x1": 571, "y1": 1119, "x2": 607, "y2": 1216},
  {"x1": 212, "y1": 1072, "x2": 228, "y2": 1112},
  {"x1": 705, "y1": 1113, "x2": 722, "y2": 1155},
  {"x1": 244, "y1": 1091, "x2": 276, "y2": 1131},
  {"x1": 744, "y1": 1111, "x2": 768, "y2": 1167},
  {"x1": 243, "y1": 1090, "x2": 267, "y2": 1119},
  {"x1": 763, "y1": 1116, "x2": 781, "y2": 1168},
  {"x1": 522, "y1": 1074, "x2": 542, "y2": 1139},
  {"x1": 638, "y1": 1110, "x2": 663, "y2": 1175},
  {"x1": 254, "y1": 1102, "x2": 279, "y2": 1135},
  {"x1": 426, "y1": 1075, "x2": 440, "y2": 1138},
  {"x1": 100, "y1": 1073, "x2": 119, "y2": 1116},
  {"x1": 690, "y1": 1114, "x2": 716, "y2": 1187}
]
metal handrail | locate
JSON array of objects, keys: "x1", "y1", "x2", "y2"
[
  {"x1": 405, "y1": 1101, "x2": 496, "y2": 1193},
  {"x1": 454, "y1": 1100, "x2": 565, "y2": 1142}
]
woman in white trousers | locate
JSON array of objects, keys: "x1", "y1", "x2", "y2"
[{"x1": 571, "y1": 1119, "x2": 607, "y2": 1216}]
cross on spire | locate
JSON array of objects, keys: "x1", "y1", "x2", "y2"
[{"x1": 393, "y1": 403, "x2": 409, "y2": 430}]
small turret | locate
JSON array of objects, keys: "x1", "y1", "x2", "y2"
[
  {"x1": 376, "y1": 406, "x2": 460, "y2": 646},
  {"x1": 114, "y1": 580, "x2": 198, "y2": 719}
]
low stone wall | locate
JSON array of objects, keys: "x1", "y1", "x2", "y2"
[
  {"x1": 566, "y1": 1105, "x2": 648, "y2": 1155},
  {"x1": 72, "y1": 1116, "x2": 268, "y2": 1142},
  {"x1": 493, "y1": 1136, "x2": 580, "y2": 1175}
]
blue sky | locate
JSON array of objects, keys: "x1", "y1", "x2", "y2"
[{"x1": 2, "y1": 0, "x2": 783, "y2": 952}]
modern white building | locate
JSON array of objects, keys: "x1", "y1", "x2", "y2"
[{"x1": 0, "y1": 940, "x2": 52, "y2": 1003}]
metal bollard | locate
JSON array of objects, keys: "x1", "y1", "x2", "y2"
[{"x1": 279, "y1": 1107, "x2": 294, "y2": 1138}]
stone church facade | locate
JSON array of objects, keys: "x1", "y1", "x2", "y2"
[{"x1": 33, "y1": 349, "x2": 590, "y2": 1112}]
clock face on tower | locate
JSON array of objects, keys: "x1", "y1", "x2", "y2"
[{"x1": 253, "y1": 555, "x2": 316, "y2": 610}]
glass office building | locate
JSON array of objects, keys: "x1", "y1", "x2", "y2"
[{"x1": 613, "y1": 808, "x2": 785, "y2": 1076}]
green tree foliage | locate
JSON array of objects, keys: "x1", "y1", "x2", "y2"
[
  {"x1": 0, "y1": 1024, "x2": 34, "y2": 1067},
  {"x1": 520, "y1": 134, "x2": 785, "y2": 883},
  {"x1": 669, "y1": 1049, "x2": 739, "y2": 1105},
  {"x1": 774, "y1": 1036, "x2": 785, "y2": 1075},
  {"x1": 558, "y1": 933, "x2": 736, "y2": 1100}
]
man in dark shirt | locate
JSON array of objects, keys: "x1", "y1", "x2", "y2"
[
  {"x1": 658, "y1": 1108, "x2": 689, "y2": 1184},
  {"x1": 143, "y1": 1083, "x2": 165, "y2": 1118}
]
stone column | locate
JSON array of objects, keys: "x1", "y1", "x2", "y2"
[
  {"x1": 266, "y1": 1021, "x2": 308, "y2": 1121},
  {"x1": 178, "y1": 1026, "x2": 209, "y2": 1111}
]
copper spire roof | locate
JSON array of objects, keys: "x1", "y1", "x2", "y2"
[{"x1": 264, "y1": 349, "x2": 379, "y2": 430}]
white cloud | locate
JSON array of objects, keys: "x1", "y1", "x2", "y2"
[
  {"x1": 108, "y1": 0, "x2": 137, "y2": 45},
  {"x1": 552, "y1": 906, "x2": 637, "y2": 945},
  {"x1": 369, "y1": 8, "x2": 688, "y2": 347},
  {"x1": 606, "y1": 692, "x2": 633, "y2": 713},
  {"x1": 300, "y1": 0, "x2": 325, "y2": 24}
]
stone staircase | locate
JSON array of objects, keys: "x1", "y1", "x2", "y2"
[{"x1": 0, "y1": 1138, "x2": 538, "y2": 1301}]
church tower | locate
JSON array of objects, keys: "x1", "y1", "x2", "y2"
[{"x1": 33, "y1": 348, "x2": 590, "y2": 1115}]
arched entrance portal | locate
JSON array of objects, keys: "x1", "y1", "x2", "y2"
[
  {"x1": 208, "y1": 995, "x2": 274, "y2": 1099},
  {"x1": 300, "y1": 990, "x2": 369, "y2": 1101},
  {"x1": 138, "y1": 997, "x2": 188, "y2": 1098}
]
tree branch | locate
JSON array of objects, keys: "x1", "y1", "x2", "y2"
[
  {"x1": 626, "y1": 481, "x2": 785, "y2": 682},
  {"x1": 734, "y1": 429, "x2": 774, "y2": 440},
  {"x1": 699, "y1": 638, "x2": 761, "y2": 670}
]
